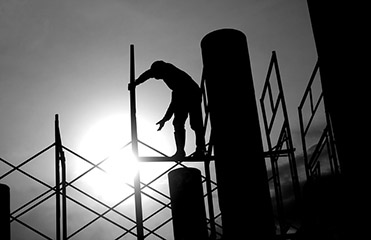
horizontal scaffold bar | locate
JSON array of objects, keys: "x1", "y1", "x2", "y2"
[
  {"x1": 137, "y1": 149, "x2": 295, "y2": 162},
  {"x1": 138, "y1": 156, "x2": 215, "y2": 162},
  {"x1": 264, "y1": 149, "x2": 295, "y2": 158}
]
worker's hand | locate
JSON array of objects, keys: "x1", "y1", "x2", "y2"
[
  {"x1": 156, "y1": 119, "x2": 166, "y2": 131},
  {"x1": 128, "y1": 82, "x2": 136, "y2": 91}
]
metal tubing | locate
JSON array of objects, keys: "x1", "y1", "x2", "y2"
[
  {"x1": 272, "y1": 51, "x2": 301, "y2": 204},
  {"x1": 204, "y1": 160, "x2": 216, "y2": 239},
  {"x1": 55, "y1": 114, "x2": 67, "y2": 240},
  {"x1": 61, "y1": 152, "x2": 67, "y2": 240},
  {"x1": 0, "y1": 143, "x2": 55, "y2": 180},
  {"x1": 55, "y1": 115, "x2": 61, "y2": 240},
  {"x1": 129, "y1": 44, "x2": 144, "y2": 240}
]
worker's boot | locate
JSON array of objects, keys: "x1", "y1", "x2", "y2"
[
  {"x1": 172, "y1": 130, "x2": 186, "y2": 158},
  {"x1": 193, "y1": 130, "x2": 206, "y2": 158}
]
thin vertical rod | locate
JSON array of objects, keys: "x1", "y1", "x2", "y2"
[
  {"x1": 272, "y1": 51, "x2": 301, "y2": 201},
  {"x1": 55, "y1": 114, "x2": 61, "y2": 240},
  {"x1": 61, "y1": 151, "x2": 67, "y2": 239},
  {"x1": 129, "y1": 44, "x2": 144, "y2": 240},
  {"x1": 204, "y1": 160, "x2": 216, "y2": 239},
  {"x1": 201, "y1": 73, "x2": 216, "y2": 239}
]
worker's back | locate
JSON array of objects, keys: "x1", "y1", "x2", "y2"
[{"x1": 153, "y1": 62, "x2": 200, "y2": 95}]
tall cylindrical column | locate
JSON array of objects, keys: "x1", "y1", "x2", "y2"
[
  {"x1": 201, "y1": 29, "x2": 275, "y2": 239},
  {"x1": 306, "y1": 0, "x2": 365, "y2": 181},
  {"x1": 306, "y1": 2, "x2": 366, "y2": 238},
  {"x1": 168, "y1": 168, "x2": 208, "y2": 240},
  {"x1": 0, "y1": 184, "x2": 10, "y2": 240}
]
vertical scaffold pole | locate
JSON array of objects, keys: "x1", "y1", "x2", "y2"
[
  {"x1": 55, "y1": 114, "x2": 67, "y2": 240},
  {"x1": 129, "y1": 44, "x2": 144, "y2": 240},
  {"x1": 55, "y1": 115, "x2": 61, "y2": 240},
  {"x1": 61, "y1": 152, "x2": 67, "y2": 240}
]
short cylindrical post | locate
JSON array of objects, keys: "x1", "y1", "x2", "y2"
[
  {"x1": 0, "y1": 184, "x2": 10, "y2": 240},
  {"x1": 129, "y1": 44, "x2": 144, "y2": 240},
  {"x1": 168, "y1": 168, "x2": 208, "y2": 240}
]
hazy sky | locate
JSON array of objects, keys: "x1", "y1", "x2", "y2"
[
  {"x1": 0, "y1": 0, "x2": 317, "y2": 158},
  {"x1": 0, "y1": 0, "x2": 320, "y2": 239}
]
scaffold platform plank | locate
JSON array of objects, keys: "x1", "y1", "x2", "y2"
[
  {"x1": 137, "y1": 149, "x2": 294, "y2": 162},
  {"x1": 138, "y1": 156, "x2": 215, "y2": 162},
  {"x1": 264, "y1": 149, "x2": 295, "y2": 158}
]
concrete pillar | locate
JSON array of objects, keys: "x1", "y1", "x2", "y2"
[
  {"x1": 168, "y1": 168, "x2": 208, "y2": 240},
  {"x1": 307, "y1": 0, "x2": 357, "y2": 178},
  {"x1": 201, "y1": 29, "x2": 275, "y2": 239},
  {"x1": 306, "y1": 2, "x2": 367, "y2": 238}
]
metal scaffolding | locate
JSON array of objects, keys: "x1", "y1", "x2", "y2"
[
  {"x1": 298, "y1": 59, "x2": 340, "y2": 181},
  {"x1": 128, "y1": 44, "x2": 220, "y2": 239},
  {"x1": 0, "y1": 46, "x2": 343, "y2": 240},
  {"x1": 0, "y1": 117, "x2": 219, "y2": 239},
  {"x1": 0, "y1": 45, "x2": 220, "y2": 240},
  {"x1": 260, "y1": 51, "x2": 301, "y2": 235}
]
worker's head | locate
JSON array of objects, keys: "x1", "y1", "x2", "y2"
[{"x1": 150, "y1": 60, "x2": 167, "y2": 79}]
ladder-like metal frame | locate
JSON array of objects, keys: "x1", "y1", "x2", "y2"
[
  {"x1": 298, "y1": 60, "x2": 340, "y2": 181},
  {"x1": 260, "y1": 51, "x2": 301, "y2": 235}
]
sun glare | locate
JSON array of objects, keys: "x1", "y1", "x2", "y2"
[
  {"x1": 77, "y1": 114, "x2": 171, "y2": 203},
  {"x1": 91, "y1": 148, "x2": 139, "y2": 203},
  {"x1": 77, "y1": 114, "x2": 137, "y2": 202}
]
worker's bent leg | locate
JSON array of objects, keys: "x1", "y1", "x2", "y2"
[
  {"x1": 172, "y1": 111, "x2": 188, "y2": 158},
  {"x1": 190, "y1": 104, "x2": 205, "y2": 156}
]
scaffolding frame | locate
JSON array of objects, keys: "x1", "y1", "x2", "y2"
[
  {"x1": 260, "y1": 51, "x2": 301, "y2": 234},
  {"x1": 298, "y1": 60, "x2": 340, "y2": 181},
  {"x1": 0, "y1": 45, "x2": 221, "y2": 240},
  {"x1": 0, "y1": 118, "x2": 140, "y2": 240},
  {"x1": 0, "y1": 47, "x2": 341, "y2": 240},
  {"x1": 0, "y1": 116, "x2": 220, "y2": 239},
  {"x1": 128, "y1": 44, "x2": 220, "y2": 239}
]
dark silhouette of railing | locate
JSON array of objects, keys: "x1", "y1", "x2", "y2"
[
  {"x1": 260, "y1": 51, "x2": 301, "y2": 235},
  {"x1": 1, "y1": 144, "x2": 55, "y2": 239},
  {"x1": 0, "y1": 116, "x2": 220, "y2": 239},
  {"x1": 298, "y1": 60, "x2": 340, "y2": 181},
  {"x1": 1, "y1": 117, "x2": 141, "y2": 239}
]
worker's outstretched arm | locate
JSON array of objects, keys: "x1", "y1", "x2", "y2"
[
  {"x1": 128, "y1": 69, "x2": 153, "y2": 90},
  {"x1": 156, "y1": 101, "x2": 175, "y2": 131}
]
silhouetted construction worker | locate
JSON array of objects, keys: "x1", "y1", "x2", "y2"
[{"x1": 129, "y1": 60, "x2": 205, "y2": 158}]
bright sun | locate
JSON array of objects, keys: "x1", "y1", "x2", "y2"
[{"x1": 77, "y1": 113, "x2": 171, "y2": 203}]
